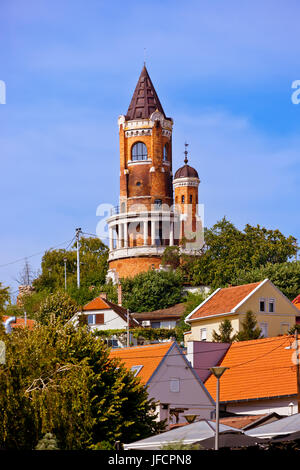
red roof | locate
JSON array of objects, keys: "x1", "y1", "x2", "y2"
[
  {"x1": 205, "y1": 335, "x2": 298, "y2": 402},
  {"x1": 2, "y1": 316, "x2": 35, "y2": 329},
  {"x1": 110, "y1": 342, "x2": 174, "y2": 385},
  {"x1": 188, "y1": 282, "x2": 262, "y2": 320},
  {"x1": 83, "y1": 296, "x2": 137, "y2": 327},
  {"x1": 292, "y1": 295, "x2": 300, "y2": 311}
]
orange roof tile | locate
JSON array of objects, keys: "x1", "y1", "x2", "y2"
[
  {"x1": 83, "y1": 297, "x2": 111, "y2": 311},
  {"x1": 292, "y1": 295, "x2": 300, "y2": 311},
  {"x1": 189, "y1": 282, "x2": 262, "y2": 320},
  {"x1": 219, "y1": 415, "x2": 268, "y2": 429},
  {"x1": 205, "y1": 335, "x2": 298, "y2": 402},
  {"x1": 109, "y1": 342, "x2": 174, "y2": 385},
  {"x1": 2, "y1": 316, "x2": 35, "y2": 329}
]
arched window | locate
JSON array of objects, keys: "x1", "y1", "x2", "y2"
[
  {"x1": 189, "y1": 194, "x2": 193, "y2": 203},
  {"x1": 181, "y1": 195, "x2": 185, "y2": 203},
  {"x1": 163, "y1": 144, "x2": 168, "y2": 161},
  {"x1": 132, "y1": 142, "x2": 148, "y2": 161}
]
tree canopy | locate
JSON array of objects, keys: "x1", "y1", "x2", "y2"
[
  {"x1": 212, "y1": 319, "x2": 236, "y2": 343},
  {"x1": 120, "y1": 270, "x2": 184, "y2": 312},
  {"x1": 189, "y1": 218, "x2": 297, "y2": 289},
  {"x1": 0, "y1": 321, "x2": 165, "y2": 450},
  {"x1": 236, "y1": 311, "x2": 262, "y2": 341}
]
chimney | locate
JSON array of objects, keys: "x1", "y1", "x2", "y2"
[
  {"x1": 99, "y1": 292, "x2": 107, "y2": 300},
  {"x1": 118, "y1": 284, "x2": 122, "y2": 306}
]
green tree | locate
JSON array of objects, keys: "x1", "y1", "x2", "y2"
[
  {"x1": 212, "y1": 319, "x2": 236, "y2": 343},
  {"x1": 121, "y1": 270, "x2": 183, "y2": 312},
  {"x1": 0, "y1": 283, "x2": 10, "y2": 312},
  {"x1": 36, "y1": 433, "x2": 59, "y2": 450},
  {"x1": 33, "y1": 237, "x2": 109, "y2": 294},
  {"x1": 236, "y1": 311, "x2": 262, "y2": 341},
  {"x1": 161, "y1": 246, "x2": 181, "y2": 270},
  {"x1": 233, "y1": 261, "x2": 300, "y2": 301},
  {"x1": 190, "y1": 218, "x2": 297, "y2": 289},
  {"x1": 36, "y1": 291, "x2": 78, "y2": 324},
  {"x1": 0, "y1": 321, "x2": 165, "y2": 450}
]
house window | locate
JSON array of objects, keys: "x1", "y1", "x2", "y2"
[
  {"x1": 95, "y1": 313, "x2": 105, "y2": 325},
  {"x1": 131, "y1": 365, "x2": 143, "y2": 377},
  {"x1": 259, "y1": 322, "x2": 268, "y2": 338},
  {"x1": 131, "y1": 142, "x2": 147, "y2": 161},
  {"x1": 151, "y1": 321, "x2": 160, "y2": 329},
  {"x1": 170, "y1": 378, "x2": 180, "y2": 393},
  {"x1": 269, "y1": 299, "x2": 275, "y2": 313},
  {"x1": 105, "y1": 338, "x2": 118, "y2": 348},
  {"x1": 200, "y1": 328, "x2": 207, "y2": 341},
  {"x1": 87, "y1": 314, "x2": 95, "y2": 325},
  {"x1": 280, "y1": 323, "x2": 290, "y2": 335},
  {"x1": 259, "y1": 299, "x2": 265, "y2": 312}
]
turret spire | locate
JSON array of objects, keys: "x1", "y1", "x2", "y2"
[{"x1": 184, "y1": 141, "x2": 189, "y2": 164}]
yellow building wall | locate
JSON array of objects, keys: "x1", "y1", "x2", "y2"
[
  {"x1": 185, "y1": 281, "x2": 298, "y2": 344},
  {"x1": 185, "y1": 314, "x2": 240, "y2": 343}
]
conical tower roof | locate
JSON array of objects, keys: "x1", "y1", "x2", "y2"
[{"x1": 126, "y1": 65, "x2": 166, "y2": 120}]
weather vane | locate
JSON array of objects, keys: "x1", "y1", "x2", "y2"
[{"x1": 184, "y1": 141, "x2": 189, "y2": 164}]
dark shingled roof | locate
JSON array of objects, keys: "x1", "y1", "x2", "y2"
[
  {"x1": 126, "y1": 65, "x2": 166, "y2": 120},
  {"x1": 174, "y1": 163, "x2": 199, "y2": 179}
]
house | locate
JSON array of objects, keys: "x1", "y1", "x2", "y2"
[
  {"x1": 204, "y1": 335, "x2": 300, "y2": 416},
  {"x1": 69, "y1": 294, "x2": 140, "y2": 347},
  {"x1": 184, "y1": 279, "x2": 299, "y2": 343},
  {"x1": 110, "y1": 341, "x2": 215, "y2": 427},
  {"x1": 131, "y1": 303, "x2": 185, "y2": 329}
]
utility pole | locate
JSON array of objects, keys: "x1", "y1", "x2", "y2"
[
  {"x1": 63, "y1": 258, "x2": 67, "y2": 291},
  {"x1": 127, "y1": 309, "x2": 130, "y2": 347},
  {"x1": 76, "y1": 228, "x2": 82, "y2": 289}
]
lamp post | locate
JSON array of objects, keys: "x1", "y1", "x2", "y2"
[{"x1": 209, "y1": 366, "x2": 229, "y2": 450}]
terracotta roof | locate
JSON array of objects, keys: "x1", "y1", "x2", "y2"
[
  {"x1": 292, "y1": 295, "x2": 300, "y2": 311},
  {"x1": 219, "y1": 415, "x2": 268, "y2": 430},
  {"x1": 132, "y1": 303, "x2": 186, "y2": 321},
  {"x1": 109, "y1": 342, "x2": 174, "y2": 385},
  {"x1": 174, "y1": 163, "x2": 199, "y2": 180},
  {"x1": 126, "y1": 65, "x2": 166, "y2": 120},
  {"x1": 205, "y1": 335, "x2": 297, "y2": 402},
  {"x1": 188, "y1": 281, "x2": 262, "y2": 321},
  {"x1": 83, "y1": 297, "x2": 137, "y2": 327},
  {"x1": 2, "y1": 316, "x2": 35, "y2": 329}
]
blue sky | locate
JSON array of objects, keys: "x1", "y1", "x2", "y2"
[{"x1": 1, "y1": 0, "x2": 300, "y2": 295}]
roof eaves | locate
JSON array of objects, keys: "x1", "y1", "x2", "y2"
[
  {"x1": 185, "y1": 288, "x2": 220, "y2": 324},
  {"x1": 231, "y1": 279, "x2": 268, "y2": 313},
  {"x1": 267, "y1": 279, "x2": 300, "y2": 315},
  {"x1": 187, "y1": 312, "x2": 235, "y2": 322}
]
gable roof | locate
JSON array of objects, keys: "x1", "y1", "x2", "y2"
[
  {"x1": 205, "y1": 335, "x2": 298, "y2": 403},
  {"x1": 82, "y1": 296, "x2": 138, "y2": 327},
  {"x1": 186, "y1": 281, "x2": 264, "y2": 321},
  {"x1": 109, "y1": 342, "x2": 174, "y2": 385},
  {"x1": 293, "y1": 295, "x2": 300, "y2": 311},
  {"x1": 131, "y1": 303, "x2": 185, "y2": 321},
  {"x1": 2, "y1": 316, "x2": 35, "y2": 329}
]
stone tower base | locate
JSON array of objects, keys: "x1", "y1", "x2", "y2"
[{"x1": 107, "y1": 257, "x2": 163, "y2": 282}]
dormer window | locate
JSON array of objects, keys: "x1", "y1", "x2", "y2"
[{"x1": 132, "y1": 142, "x2": 147, "y2": 161}]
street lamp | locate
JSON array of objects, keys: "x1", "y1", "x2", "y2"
[{"x1": 209, "y1": 366, "x2": 229, "y2": 450}]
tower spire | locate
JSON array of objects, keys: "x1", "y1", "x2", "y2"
[{"x1": 126, "y1": 65, "x2": 166, "y2": 120}]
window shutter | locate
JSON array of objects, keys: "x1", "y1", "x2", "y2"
[{"x1": 95, "y1": 314, "x2": 104, "y2": 325}]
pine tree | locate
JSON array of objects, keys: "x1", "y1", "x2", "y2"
[
  {"x1": 212, "y1": 319, "x2": 236, "y2": 343},
  {"x1": 236, "y1": 311, "x2": 262, "y2": 341},
  {"x1": 36, "y1": 433, "x2": 59, "y2": 450}
]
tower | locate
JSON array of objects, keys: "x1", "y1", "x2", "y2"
[{"x1": 106, "y1": 66, "x2": 201, "y2": 282}]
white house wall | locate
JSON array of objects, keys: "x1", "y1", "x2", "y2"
[
  {"x1": 85, "y1": 310, "x2": 127, "y2": 331},
  {"x1": 224, "y1": 397, "x2": 298, "y2": 417}
]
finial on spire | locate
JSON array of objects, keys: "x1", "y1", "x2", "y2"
[
  {"x1": 184, "y1": 141, "x2": 189, "y2": 164},
  {"x1": 144, "y1": 47, "x2": 146, "y2": 66}
]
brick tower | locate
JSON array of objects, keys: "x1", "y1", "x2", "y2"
[{"x1": 106, "y1": 66, "x2": 201, "y2": 282}]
